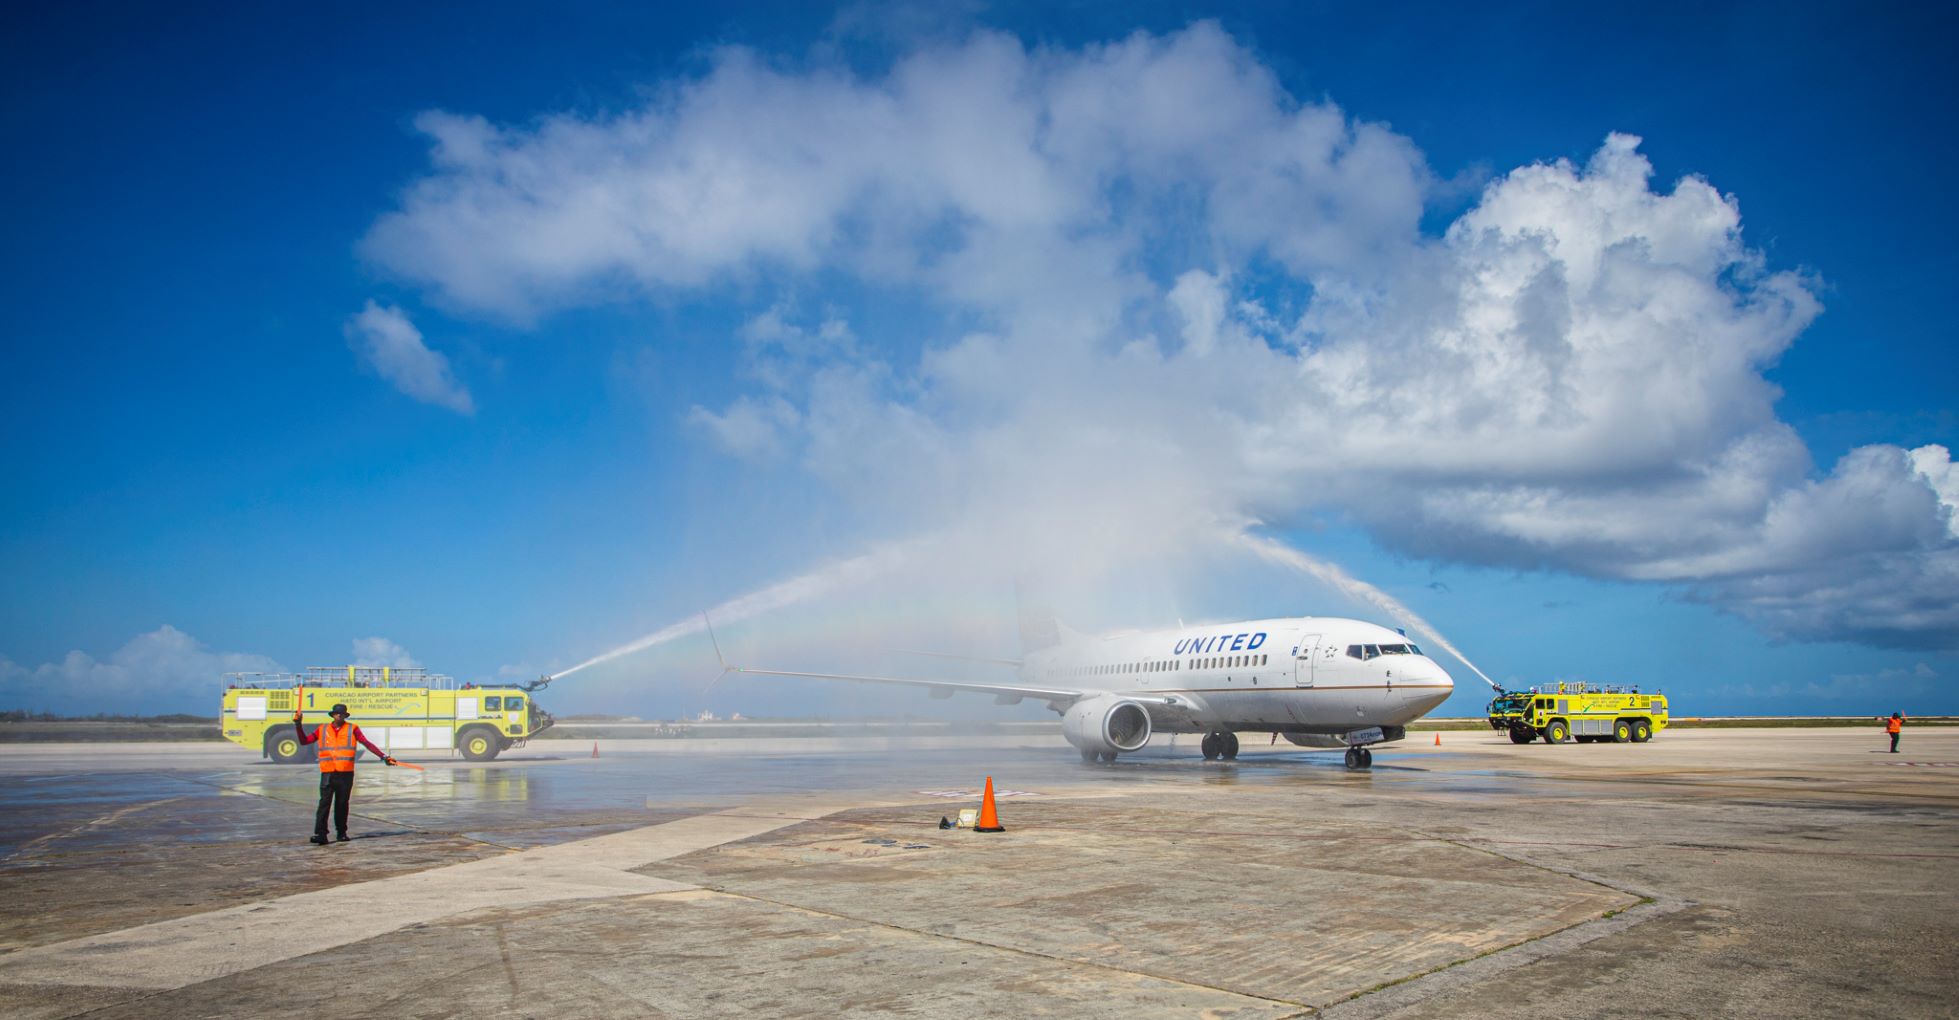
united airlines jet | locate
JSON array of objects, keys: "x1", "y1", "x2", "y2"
[{"x1": 720, "y1": 608, "x2": 1454, "y2": 770}]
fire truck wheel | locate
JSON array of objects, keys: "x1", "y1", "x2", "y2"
[
  {"x1": 1508, "y1": 727, "x2": 1535, "y2": 744},
  {"x1": 1614, "y1": 720, "x2": 1633, "y2": 743},
  {"x1": 458, "y1": 727, "x2": 502, "y2": 762},
  {"x1": 1545, "y1": 720, "x2": 1570, "y2": 744},
  {"x1": 1632, "y1": 719, "x2": 1652, "y2": 743},
  {"x1": 266, "y1": 727, "x2": 312, "y2": 764}
]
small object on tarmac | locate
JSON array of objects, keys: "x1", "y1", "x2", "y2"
[
  {"x1": 903, "y1": 843, "x2": 930, "y2": 850},
  {"x1": 862, "y1": 838, "x2": 897, "y2": 846},
  {"x1": 309, "y1": 835, "x2": 328, "y2": 845},
  {"x1": 938, "y1": 816, "x2": 952, "y2": 829}
]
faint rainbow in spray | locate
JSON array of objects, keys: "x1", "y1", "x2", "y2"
[{"x1": 550, "y1": 527, "x2": 1502, "y2": 697}]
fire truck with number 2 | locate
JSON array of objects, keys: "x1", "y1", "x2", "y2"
[{"x1": 1486, "y1": 681, "x2": 1668, "y2": 745}]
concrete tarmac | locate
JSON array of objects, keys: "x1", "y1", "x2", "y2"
[{"x1": 0, "y1": 728, "x2": 1953, "y2": 1018}]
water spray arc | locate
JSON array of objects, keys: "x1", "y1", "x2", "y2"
[
  {"x1": 540, "y1": 539, "x2": 919, "y2": 683},
  {"x1": 1233, "y1": 531, "x2": 1505, "y2": 694}
]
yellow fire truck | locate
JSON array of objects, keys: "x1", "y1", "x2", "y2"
[
  {"x1": 220, "y1": 666, "x2": 553, "y2": 762},
  {"x1": 1486, "y1": 682, "x2": 1668, "y2": 744}
]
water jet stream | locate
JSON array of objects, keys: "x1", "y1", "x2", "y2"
[
  {"x1": 547, "y1": 539, "x2": 919, "y2": 681},
  {"x1": 1232, "y1": 531, "x2": 1504, "y2": 693}
]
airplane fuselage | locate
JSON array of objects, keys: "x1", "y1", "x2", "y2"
[{"x1": 1022, "y1": 616, "x2": 1454, "y2": 738}]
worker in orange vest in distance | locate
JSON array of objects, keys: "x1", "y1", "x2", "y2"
[
  {"x1": 1883, "y1": 711, "x2": 1906, "y2": 754},
  {"x1": 295, "y1": 702, "x2": 398, "y2": 844}
]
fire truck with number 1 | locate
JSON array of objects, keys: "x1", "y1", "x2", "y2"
[{"x1": 220, "y1": 666, "x2": 554, "y2": 762}]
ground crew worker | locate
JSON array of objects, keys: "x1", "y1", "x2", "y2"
[
  {"x1": 1884, "y1": 711, "x2": 1905, "y2": 753},
  {"x1": 294, "y1": 702, "x2": 398, "y2": 844}
]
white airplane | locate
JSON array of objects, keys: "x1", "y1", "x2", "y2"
[{"x1": 718, "y1": 608, "x2": 1455, "y2": 770}]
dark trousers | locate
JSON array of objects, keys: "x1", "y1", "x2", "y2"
[
  {"x1": 315, "y1": 771, "x2": 354, "y2": 836},
  {"x1": 1890, "y1": 732, "x2": 1901, "y2": 753}
]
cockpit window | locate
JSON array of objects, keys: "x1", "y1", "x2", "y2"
[
  {"x1": 1346, "y1": 645, "x2": 1364, "y2": 660},
  {"x1": 1379, "y1": 644, "x2": 1408, "y2": 655},
  {"x1": 1364, "y1": 645, "x2": 1380, "y2": 659}
]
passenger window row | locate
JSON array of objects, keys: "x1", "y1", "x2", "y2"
[{"x1": 1058, "y1": 654, "x2": 1270, "y2": 678}]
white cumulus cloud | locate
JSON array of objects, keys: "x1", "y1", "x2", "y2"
[
  {"x1": 358, "y1": 23, "x2": 1959, "y2": 651},
  {"x1": 343, "y1": 301, "x2": 476, "y2": 414},
  {"x1": 0, "y1": 626, "x2": 283, "y2": 715},
  {"x1": 350, "y1": 637, "x2": 422, "y2": 669}
]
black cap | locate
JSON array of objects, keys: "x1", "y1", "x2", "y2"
[{"x1": 329, "y1": 703, "x2": 350, "y2": 716}]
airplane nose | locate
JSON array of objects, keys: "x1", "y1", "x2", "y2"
[{"x1": 1409, "y1": 659, "x2": 1453, "y2": 711}]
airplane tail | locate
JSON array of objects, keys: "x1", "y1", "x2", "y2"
[{"x1": 1015, "y1": 579, "x2": 1066, "y2": 653}]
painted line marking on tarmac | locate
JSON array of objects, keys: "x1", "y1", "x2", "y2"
[{"x1": 0, "y1": 797, "x2": 188, "y2": 864}]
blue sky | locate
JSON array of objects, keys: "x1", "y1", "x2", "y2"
[{"x1": 3, "y1": 2, "x2": 1955, "y2": 719}]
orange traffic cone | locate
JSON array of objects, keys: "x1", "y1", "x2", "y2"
[
  {"x1": 1434, "y1": 732, "x2": 1441, "y2": 746},
  {"x1": 591, "y1": 741, "x2": 600, "y2": 759},
  {"x1": 974, "y1": 776, "x2": 1005, "y2": 833}
]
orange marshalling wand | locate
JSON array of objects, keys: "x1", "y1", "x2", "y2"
[{"x1": 974, "y1": 776, "x2": 1006, "y2": 833}]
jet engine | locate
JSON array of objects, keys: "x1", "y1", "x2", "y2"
[{"x1": 1062, "y1": 695, "x2": 1153, "y2": 755}]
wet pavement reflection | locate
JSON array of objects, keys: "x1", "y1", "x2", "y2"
[
  {"x1": 0, "y1": 740, "x2": 1573, "y2": 870},
  {"x1": 0, "y1": 742, "x2": 1450, "y2": 859}
]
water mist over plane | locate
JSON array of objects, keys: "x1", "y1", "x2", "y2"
[{"x1": 356, "y1": 24, "x2": 1959, "y2": 709}]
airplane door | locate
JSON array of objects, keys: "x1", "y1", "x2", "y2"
[{"x1": 1294, "y1": 634, "x2": 1320, "y2": 687}]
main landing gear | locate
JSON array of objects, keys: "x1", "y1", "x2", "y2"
[
  {"x1": 1201, "y1": 731, "x2": 1240, "y2": 761},
  {"x1": 1343, "y1": 746, "x2": 1374, "y2": 770},
  {"x1": 1079, "y1": 748, "x2": 1118, "y2": 764}
]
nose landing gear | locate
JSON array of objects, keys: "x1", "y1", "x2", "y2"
[{"x1": 1343, "y1": 746, "x2": 1374, "y2": 770}]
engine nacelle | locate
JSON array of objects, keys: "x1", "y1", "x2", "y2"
[{"x1": 1062, "y1": 695, "x2": 1153, "y2": 754}]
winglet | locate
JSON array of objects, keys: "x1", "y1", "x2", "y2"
[
  {"x1": 701, "y1": 612, "x2": 739, "y2": 695},
  {"x1": 704, "y1": 612, "x2": 730, "y2": 670}
]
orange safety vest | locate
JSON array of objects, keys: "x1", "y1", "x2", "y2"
[
  {"x1": 317, "y1": 722, "x2": 358, "y2": 773},
  {"x1": 1886, "y1": 717, "x2": 1903, "y2": 734}
]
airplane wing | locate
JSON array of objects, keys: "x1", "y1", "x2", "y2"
[
  {"x1": 700, "y1": 613, "x2": 1184, "y2": 710},
  {"x1": 725, "y1": 665, "x2": 1190, "y2": 711},
  {"x1": 726, "y1": 666, "x2": 1084, "y2": 707}
]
